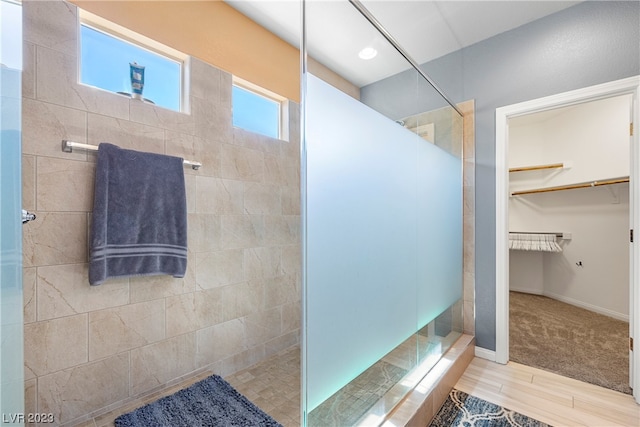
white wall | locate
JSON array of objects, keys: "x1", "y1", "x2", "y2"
[{"x1": 508, "y1": 94, "x2": 631, "y2": 320}]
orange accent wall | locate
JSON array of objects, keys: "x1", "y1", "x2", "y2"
[{"x1": 71, "y1": 0, "x2": 300, "y2": 102}]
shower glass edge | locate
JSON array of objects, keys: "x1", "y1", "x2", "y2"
[{"x1": 301, "y1": 1, "x2": 464, "y2": 425}]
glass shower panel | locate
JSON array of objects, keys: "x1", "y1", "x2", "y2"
[
  {"x1": 0, "y1": 0, "x2": 25, "y2": 420},
  {"x1": 305, "y1": 73, "x2": 420, "y2": 413},
  {"x1": 303, "y1": 1, "x2": 463, "y2": 425}
]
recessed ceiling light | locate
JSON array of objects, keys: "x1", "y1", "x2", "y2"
[{"x1": 358, "y1": 47, "x2": 377, "y2": 60}]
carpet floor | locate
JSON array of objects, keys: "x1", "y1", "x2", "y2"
[
  {"x1": 429, "y1": 389, "x2": 551, "y2": 427},
  {"x1": 509, "y1": 291, "x2": 631, "y2": 394}
]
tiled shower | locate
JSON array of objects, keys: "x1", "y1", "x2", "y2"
[
  {"x1": 21, "y1": 1, "x2": 300, "y2": 424},
  {"x1": 17, "y1": 1, "x2": 477, "y2": 426}
]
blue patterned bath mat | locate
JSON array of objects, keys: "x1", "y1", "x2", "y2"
[
  {"x1": 114, "y1": 374, "x2": 282, "y2": 427},
  {"x1": 430, "y1": 389, "x2": 551, "y2": 427}
]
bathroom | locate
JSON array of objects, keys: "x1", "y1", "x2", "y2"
[
  {"x1": 4, "y1": 0, "x2": 640, "y2": 425},
  {"x1": 1, "y1": 0, "x2": 475, "y2": 425}
]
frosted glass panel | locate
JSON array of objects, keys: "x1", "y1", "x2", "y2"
[
  {"x1": 304, "y1": 74, "x2": 462, "y2": 412},
  {"x1": 0, "y1": 0, "x2": 25, "y2": 419}
]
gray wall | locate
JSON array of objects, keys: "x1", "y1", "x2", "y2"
[{"x1": 361, "y1": 1, "x2": 640, "y2": 350}]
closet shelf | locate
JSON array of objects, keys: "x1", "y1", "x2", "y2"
[
  {"x1": 511, "y1": 177, "x2": 629, "y2": 196},
  {"x1": 509, "y1": 163, "x2": 564, "y2": 173}
]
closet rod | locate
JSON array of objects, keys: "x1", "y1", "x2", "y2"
[
  {"x1": 511, "y1": 177, "x2": 629, "y2": 196},
  {"x1": 509, "y1": 163, "x2": 564, "y2": 173},
  {"x1": 62, "y1": 140, "x2": 202, "y2": 170},
  {"x1": 509, "y1": 231, "x2": 564, "y2": 237}
]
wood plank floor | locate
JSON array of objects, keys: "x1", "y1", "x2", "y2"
[{"x1": 455, "y1": 357, "x2": 640, "y2": 426}]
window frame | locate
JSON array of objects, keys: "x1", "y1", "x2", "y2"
[
  {"x1": 232, "y1": 76, "x2": 289, "y2": 141},
  {"x1": 78, "y1": 9, "x2": 189, "y2": 113}
]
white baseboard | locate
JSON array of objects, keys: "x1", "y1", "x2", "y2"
[
  {"x1": 543, "y1": 291, "x2": 629, "y2": 322},
  {"x1": 509, "y1": 287, "x2": 543, "y2": 295},
  {"x1": 474, "y1": 346, "x2": 496, "y2": 362}
]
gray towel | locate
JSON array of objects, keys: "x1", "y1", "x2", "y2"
[{"x1": 89, "y1": 143, "x2": 187, "y2": 285}]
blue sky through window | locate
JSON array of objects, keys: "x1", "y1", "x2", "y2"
[
  {"x1": 80, "y1": 25, "x2": 181, "y2": 111},
  {"x1": 0, "y1": 1, "x2": 22, "y2": 70},
  {"x1": 232, "y1": 85, "x2": 280, "y2": 139}
]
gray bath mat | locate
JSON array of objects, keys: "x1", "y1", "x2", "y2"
[{"x1": 114, "y1": 374, "x2": 282, "y2": 427}]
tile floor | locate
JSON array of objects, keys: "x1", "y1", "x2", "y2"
[
  {"x1": 77, "y1": 330, "x2": 458, "y2": 426},
  {"x1": 75, "y1": 346, "x2": 300, "y2": 427}
]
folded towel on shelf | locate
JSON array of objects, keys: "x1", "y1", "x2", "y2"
[
  {"x1": 89, "y1": 143, "x2": 187, "y2": 285},
  {"x1": 509, "y1": 233, "x2": 562, "y2": 252}
]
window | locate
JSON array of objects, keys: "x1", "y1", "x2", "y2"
[
  {"x1": 79, "y1": 10, "x2": 185, "y2": 112},
  {"x1": 232, "y1": 78, "x2": 288, "y2": 140}
]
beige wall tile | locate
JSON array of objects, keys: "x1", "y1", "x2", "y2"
[
  {"x1": 222, "y1": 281, "x2": 263, "y2": 321},
  {"x1": 23, "y1": 212, "x2": 88, "y2": 268},
  {"x1": 188, "y1": 213, "x2": 222, "y2": 253},
  {"x1": 244, "y1": 183, "x2": 281, "y2": 215},
  {"x1": 264, "y1": 274, "x2": 299, "y2": 309},
  {"x1": 24, "y1": 314, "x2": 88, "y2": 378},
  {"x1": 165, "y1": 293, "x2": 197, "y2": 338},
  {"x1": 185, "y1": 174, "x2": 196, "y2": 213},
  {"x1": 232, "y1": 127, "x2": 282, "y2": 155},
  {"x1": 264, "y1": 154, "x2": 286, "y2": 186},
  {"x1": 37, "y1": 263, "x2": 129, "y2": 321},
  {"x1": 288, "y1": 102, "x2": 301, "y2": 146},
  {"x1": 220, "y1": 345, "x2": 266, "y2": 377},
  {"x1": 264, "y1": 215, "x2": 299, "y2": 245},
  {"x1": 23, "y1": 42, "x2": 36, "y2": 99},
  {"x1": 165, "y1": 131, "x2": 221, "y2": 178},
  {"x1": 281, "y1": 244, "x2": 301, "y2": 278},
  {"x1": 281, "y1": 187, "x2": 300, "y2": 216},
  {"x1": 245, "y1": 307, "x2": 282, "y2": 348},
  {"x1": 196, "y1": 319, "x2": 247, "y2": 368},
  {"x1": 245, "y1": 247, "x2": 282, "y2": 281},
  {"x1": 87, "y1": 114, "x2": 164, "y2": 154},
  {"x1": 25, "y1": 379, "x2": 37, "y2": 421},
  {"x1": 281, "y1": 159, "x2": 300, "y2": 189},
  {"x1": 463, "y1": 159, "x2": 475, "y2": 188},
  {"x1": 166, "y1": 288, "x2": 223, "y2": 337},
  {"x1": 221, "y1": 143, "x2": 265, "y2": 182},
  {"x1": 22, "y1": 155, "x2": 36, "y2": 212},
  {"x1": 129, "y1": 273, "x2": 195, "y2": 304},
  {"x1": 38, "y1": 354, "x2": 129, "y2": 425},
  {"x1": 22, "y1": 98, "x2": 87, "y2": 160},
  {"x1": 130, "y1": 101, "x2": 195, "y2": 136},
  {"x1": 220, "y1": 72, "x2": 233, "y2": 108},
  {"x1": 195, "y1": 249, "x2": 244, "y2": 290},
  {"x1": 192, "y1": 96, "x2": 232, "y2": 141},
  {"x1": 130, "y1": 333, "x2": 196, "y2": 396},
  {"x1": 221, "y1": 215, "x2": 264, "y2": 249},
  {"x1": 23, "y1": 267, "x2": 36, "y2": 324},
  {"x1": 75, "y1": 85, "x2": 132, "y2": 121},
  {"x1": 264, "y1": 330, "x2": 299, "y2": 357},
  {"x1": 35, "y1": 46, "x2": 81, "y2": 108},
  {"x1": 282, "y1": 301, "x2": 301, "y2": 334},
  {"x1": 463, "y1": 300, "x2": 475, "y2": 335},
  {"x1": 190, "y1": 58, "x2": 223, "y2": 102},
  {"x1": 195, "y1": 177, "x2": 243, "y2": 214},
  {"x1": 89, "y1": 299, "x2": 165, "y2": 360},
  {"x1": 23, "y1": 0, "x2": 77, "y2": 56},
  {"x1": 36, "y1": 157, "x2": 95, "y2": 212}
]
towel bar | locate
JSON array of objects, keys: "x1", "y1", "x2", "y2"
[{"x1": 62, "y1": 140, "x2": 202, "y2": 170}]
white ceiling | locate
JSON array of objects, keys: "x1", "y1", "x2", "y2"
[{"x1": 225, "y1": 0, "x2": 582, "y2": 88}]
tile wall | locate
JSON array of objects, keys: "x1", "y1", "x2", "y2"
[
  {"x1": 21, "y1": 1, "x2": 300, "y2": 425},
  {"x1": 460, "y1": 100, "x2": 476, "y2": 336}
]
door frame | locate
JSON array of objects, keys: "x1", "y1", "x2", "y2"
[{"x1": 495, "y1": 75, "x2": 640, "y2": 403}]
